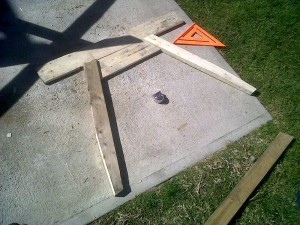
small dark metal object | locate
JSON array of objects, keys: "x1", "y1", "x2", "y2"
[{"x1": 152, "y1": 91, "x2": 165, "y2": 104}]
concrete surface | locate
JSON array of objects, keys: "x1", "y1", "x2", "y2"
[{"x1": 0, "y1": 0, "x2": 271, "y2": 225}]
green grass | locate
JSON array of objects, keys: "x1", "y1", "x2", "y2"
[{"x1": 92, "y1": 0, "x2": 300, "y2": 224}]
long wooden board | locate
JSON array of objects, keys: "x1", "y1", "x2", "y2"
[
  {"x1": 100, "y1": 42, "x2": 160, "y2": 78},
  {"x1": 204, "y1": 132, "x2": 294, "y2": 225},
  {"x1": 144, "y1": 35, "x2": 257, "y2": 95},
  {"x1": 38, "y1": 12, "x2": 184, "y2": 84},
  {"x1": 84, "y1": 60, "x2": 123, "y2": 196}
]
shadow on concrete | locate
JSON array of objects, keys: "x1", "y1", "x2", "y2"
[
  {"x1": 0, "y1": 0, "x2": 107, "y2": 67},
  {"x1": 0, "y1": 0, "x2": 138, "y2": 117},
  {"x1": 0, "y1": 0, "x2": 132, "y2": 195},
  {"x1": 0, "y1": 18, "x2": 93, "y2": 67},
  {"x1": 46, "y1": 35, "x2": 143, "y2": 85},
  {"x1": 81, "y1": 35, "x2": 142, "y2": 51}
]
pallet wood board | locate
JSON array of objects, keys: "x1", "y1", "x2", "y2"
[
  {"x1": 84, "y1": 60, "x2": 123, "y2": 196},
  {"x1": 100, "y1": 42, "x2": 160, "y2": 79},
  {"x1": 38, "y1": 12, "x2": 184, "y2": 84},
  {"x1": 144, "y1": 35, "x2": 256, "y2": 95},
  {"x1": 204, "y1": 132, "x2": 294, "y2": 225}
]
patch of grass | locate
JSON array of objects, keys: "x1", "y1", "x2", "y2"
[{"x1": 92, "y1": 0, "x2": 300, "y2": 224}]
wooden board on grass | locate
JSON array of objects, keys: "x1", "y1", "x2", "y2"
[{"x1": 204, "y1": 132, "x2": 294, "y2": 225}]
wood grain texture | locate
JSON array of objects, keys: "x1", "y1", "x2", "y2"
[
  {"x1": 144, "y1": 35, "x2": 257, "y2": 95},
  {"x1": 84, "y1": 60, "x2": 123, "y2": 196},
  {"x1": 204, "y1": 132, "x2": 294, "y2": 225},
  {"x1": 100, "y1": 42, "x2": 160, "y2": 78},
  {"x1": 38, "y1": 12, "x2": 184, "y2": 83}
]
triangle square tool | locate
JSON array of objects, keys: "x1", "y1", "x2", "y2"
[
  {"x1": 173, "y1": 22, "x2": 225, "y2": 47},
  {"x1": 184, "y1": 27, "x2": 211, "y2": 42}
]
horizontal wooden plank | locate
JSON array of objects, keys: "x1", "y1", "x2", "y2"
[
  {"x1": 204, "y1": 132, "x2": 294, "y2": 225},
  {"x1": 100, "y1": 42, "x2": 160, "y2": 78},
  {"x1": 84, "y1": 60, "x2": 123, "y2": 196},
  {"x1": 144, "y1": 35, "x2": 256, "y2": 95},
  {"x1": 38, "y1": 12, "x2": 184, "y2": 84}
]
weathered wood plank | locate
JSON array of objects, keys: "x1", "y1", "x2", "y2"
[
  {"x1": 204, "y1": 132, "x2": 294, "y2": 225},
  {"x1": 38, "y1": 12, "x2": 184, "y2": 84},
  {"x1": 144, "y1": 34, "x2": 256, "y2": 95},
  {"x1": 84, "y1": 60, "x2": 123, "y2": 196},
  {"x1": 100, "y1": 42, "x2": 160, "y2": 78}
]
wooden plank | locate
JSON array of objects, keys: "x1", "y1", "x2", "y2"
[
  {"x1": 204, "y1": 132, "x2": 294, "y2": 225},
  {"x1": 144, "y1": 35, "x2": 257, "y2": 95},
  {"x1": 84, "y1": 59, "x2": 123, "y2": 196},
  {"x1": 38, "y1": 12, "x2": 184, "y2": 84},
  {"x1": 100, "y1": 42, "x2": 160, "y2": 78}
]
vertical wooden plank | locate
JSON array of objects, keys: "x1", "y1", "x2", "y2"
[
  {"x1": 84, "y1": 59, "x2": 123, "y2": 196},
  {"x1": 204, "y1": 132, "x2": 294, "y2": 225}
]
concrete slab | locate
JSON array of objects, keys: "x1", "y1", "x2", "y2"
[{"x1": 0, "y1": 0, "x2": 271, "y2": 225}]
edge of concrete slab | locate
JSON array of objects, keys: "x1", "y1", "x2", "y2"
[{"x1": 61, "y1": 111, "x2": 272, "y2": 225}]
